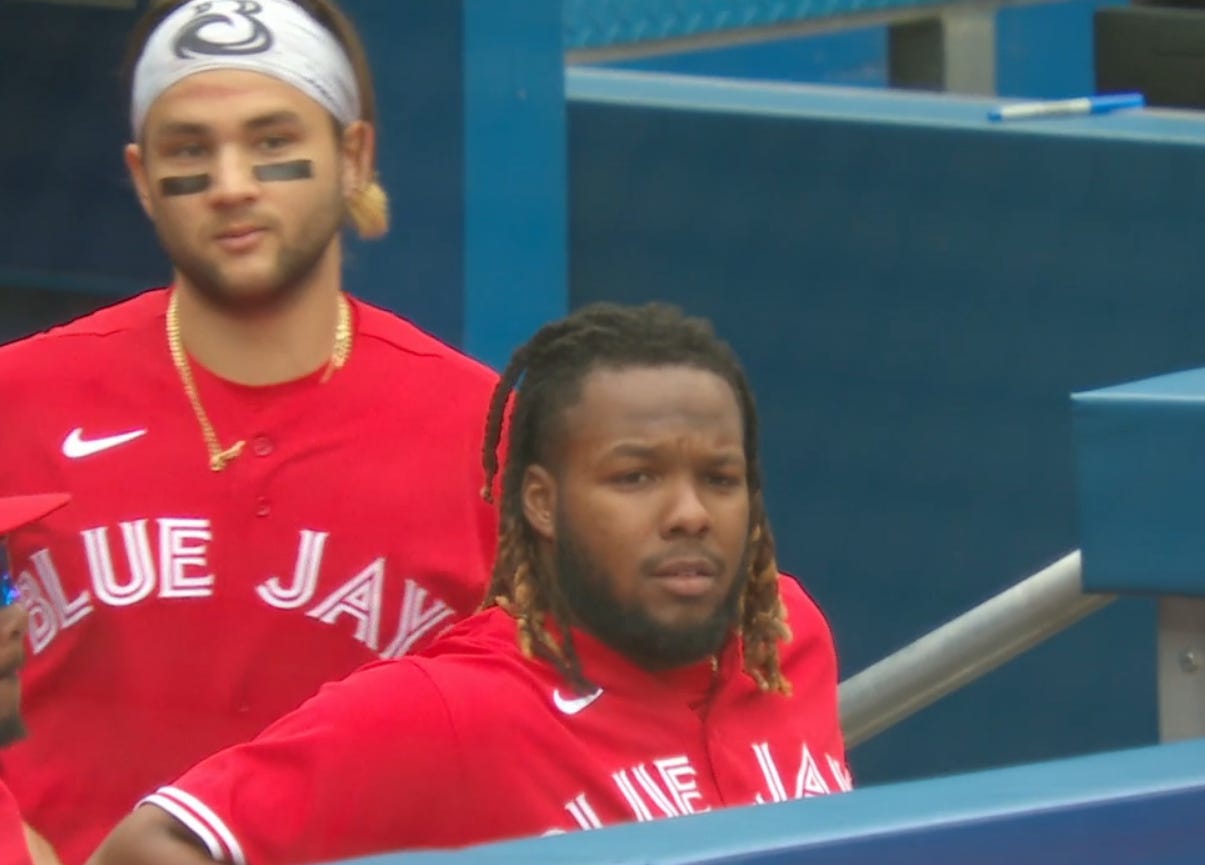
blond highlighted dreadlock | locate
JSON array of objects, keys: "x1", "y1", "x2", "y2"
[{"x1": 480, "y1": 303, "x2": 792, "y2": 695}]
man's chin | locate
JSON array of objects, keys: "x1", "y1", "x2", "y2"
[
  {"x1": 647, "y1": 621, "x2": 734, "y2": 666},
  {"x1": 651, "y1": 599, "x2": 730, "y2": 629},
  {"x1": 590, "y1": 604, "x2": 736, "y2": 670},
  {"x1": 189, "y1": 273, "x2": 298, "y2": 314}
]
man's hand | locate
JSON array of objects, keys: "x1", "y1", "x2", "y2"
[
  {"x1": 23, "y1": 822, "x2": 63, "y2": 865},
  {"x1": 87, "y1": 805, "x2": 218, "y2": 865}
]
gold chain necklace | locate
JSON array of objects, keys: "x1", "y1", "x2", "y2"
[{"x1": 165, "y1": 291, "x2": 353, "y2": 472}]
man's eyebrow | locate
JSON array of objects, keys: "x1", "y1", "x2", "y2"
[
  {"x1": 707, "y1": 452, "x2": 747, "y2": 466},
  {"x1": 154, "y1": 112, "x2": 303, "y2": 138},
  {"x1": 603, "y1": 443, "x2": 746, "y2": 463},
  {"x1": 156, "y1": 121, "x2": 209, "y2": 138},
  {"x1": 605, "y1": 443, "x2": 658, "y2": 458},
  {"x1": 244, "y1": 111, "x2": 304, "y2": 131}
]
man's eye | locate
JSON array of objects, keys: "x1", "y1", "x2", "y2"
[
  {"x1": 260, "y1": 136, "x2": 292, "y2": 151},
  {"x1": 169, "y1": 143, "x2": 207, "y2": 158},
  {"x1": 614, "y1": 471, "x2": 652, "y2": 486}
]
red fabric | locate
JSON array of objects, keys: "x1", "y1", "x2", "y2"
[
  {"x1": 0, "y1": 781, "x2": 30, "y2": 865},
  {"x1": 0, "y1": 288, "x2": 498, "y2": 864},
  {"x1": 157, "y1": 576, "x2": 848, "y2": 865},
  {"x1": 0, "y1": 496, "x2": 68, "y2": 536}
]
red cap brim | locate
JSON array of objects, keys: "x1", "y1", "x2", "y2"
[{"x1": 0, "y1": 493, "x2": 70, "y2": 535}]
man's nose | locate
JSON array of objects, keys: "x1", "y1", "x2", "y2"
[
  {"x1": 662, "y1": 477, "x2": 711, "y2": 537},
  {"x1": 205, "y1": 148, "x2": 260, "y2": 206}
]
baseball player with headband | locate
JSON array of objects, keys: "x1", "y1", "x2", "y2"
[
  {"x1": 0, "y1": 493, "x2": 69, "y2": 865},
  {"x1": 91, "y1": 303, "x2": 850, "y2": 865},
  {"x1": 0, "y1": 1, "x2": 498, "y2": 861}
]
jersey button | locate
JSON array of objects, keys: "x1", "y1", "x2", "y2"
[
  {"x1": 252, "y1": 434, "x2": 274, "y2": 457},
  {"x1": 255, "y1": 498, "x2": 271, "y2": 518}
]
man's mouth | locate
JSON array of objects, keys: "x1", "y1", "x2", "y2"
[
  {"x1": 649, "y1": 557, "x2": 721, "y2": 598},
  {"x1": 652, "y1": 558, "x2": 718, "y2": 578},
  {"x1": 214, "y1": 225, "x2": 267, "y2": 252}
]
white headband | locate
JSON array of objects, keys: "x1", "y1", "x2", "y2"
[{"x1": 131, "y1": 0, "x2": 361, "y2": 138}]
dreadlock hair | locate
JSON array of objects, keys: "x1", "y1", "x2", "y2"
[{"x1": 480, "y1": 302, "x2": 792, "y2": 696}]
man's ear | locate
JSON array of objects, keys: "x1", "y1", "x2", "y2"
[
  {"x1": 521, "y1": 464, "x2": 556, "y2": 542},
  {"x1": 340, "y1": 119, "x2": 375, "y2": 195},
  {"x1": 124, "y1": 142, "x2": 154, "y2": 219}
]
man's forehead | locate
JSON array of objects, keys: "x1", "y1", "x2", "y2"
[
  {"x1": 562, "y1": 364, "x2": 743, "y2": 438},
  {"x1": 161, "y1": 66, "x2": 303, "y2": 98},
  {"x1": 144, "y1": 69, "x2": 322, "y2": 131},
  {"x1": 576, "y1": 363, "x2": 737, "y2": 401}
]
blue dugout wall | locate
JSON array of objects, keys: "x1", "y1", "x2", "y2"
[
  {"x1": 567, "y1": 69, "x2": 1205, "y2": 785},
  {"x1": 388, "y1": 736, "x2": 1205, "y2": 865}
]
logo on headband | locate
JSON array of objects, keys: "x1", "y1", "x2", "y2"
[{"x1": 173, "y1": 0, "x2": 274, "y2": 58}]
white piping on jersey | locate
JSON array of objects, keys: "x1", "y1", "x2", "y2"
[
  {"x1": 142, "y1": 787, "x2": 247, "y2": 865},
  {"x1": 142, "y1": 793, "x2": 224, "y2": 861}
]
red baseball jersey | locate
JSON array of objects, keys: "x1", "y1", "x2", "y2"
[
  {"x1": 0, "y1": 781, "x2": 30, "y2": 865},
  {"x1": 0, "y1": 288, "x2": 499, "y2": 864},
  {"x1": 148, "y1": 576, "x2": 849, "y2": 865}
]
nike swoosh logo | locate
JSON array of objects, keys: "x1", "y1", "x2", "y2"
[
  {"x1": 552, "y1": 688, "x2": 603, "y2": 716},
  {"x1": 62, "y1": 427, "x2": 148, "y2": 459}
]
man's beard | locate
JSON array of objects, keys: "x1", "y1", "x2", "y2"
[
  {"x1": 155, "y1": 196, "x2": 343, "y2": 315},
  {"x1": 554, "y1": 512, "x2": 749, "y2": 670},
  {"x1": 0, "y1": 713, "x2": 27, "y2": 748}
]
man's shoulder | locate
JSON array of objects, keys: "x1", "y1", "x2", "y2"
[
  {"x1": 413, "y1": 609, "x2": 551, "y2": 715},
  {"x1": 350, "y1": 297, "x2": 498, "y2": 390},
  {"x1": 778, "y1": 573, "x2": 829, "y2": 627},
  {"x1": 776, "y1": 572, "x2": 839, "y2": 664},
  {"x1": 344, "y1": 608, "x2": 527, "y2": 688},
  {"x1": 414, "y1": 607, "x2": 527, "y2": 675},
  {"x1": 321, "y1": 609, "x2": 539, "y2": 732},
  {"x1": 0, "y1": 289, "x2": 166, "y2": 370}
]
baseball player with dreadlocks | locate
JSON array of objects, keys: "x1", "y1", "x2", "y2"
[{"x1": 91, "y1": 303, "x2": 848, "y2": 865}]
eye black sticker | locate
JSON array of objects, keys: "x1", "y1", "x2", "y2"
[
  {"x1": 160, "y1": 174, "x2": 212, "y2": 196},
  {"x1": 253, "y1": 160, "x2": 314, "y2": 182}
]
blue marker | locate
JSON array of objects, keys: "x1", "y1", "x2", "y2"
[{"x1": 987, "y1": 92, "x2": 1144, "y2": 122}]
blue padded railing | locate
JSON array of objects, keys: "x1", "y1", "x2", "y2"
[
  {"x1": 564, "y1": 0, "x2": 951, "y2": 51},
  {"x1": 351, "y1": 737, "x2": 1205, "y2": 865}
]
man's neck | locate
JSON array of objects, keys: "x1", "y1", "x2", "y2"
[{"x1": 172, "y1": 256, "x2": 345, "y2": 387}]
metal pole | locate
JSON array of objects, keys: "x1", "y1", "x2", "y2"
[
  {"x1": 838, "y1": 551, "x2": 1116, "y2": 749},
  {"x1": 1157, "y1": 596, "x2": 1205, "y2": 742}
]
